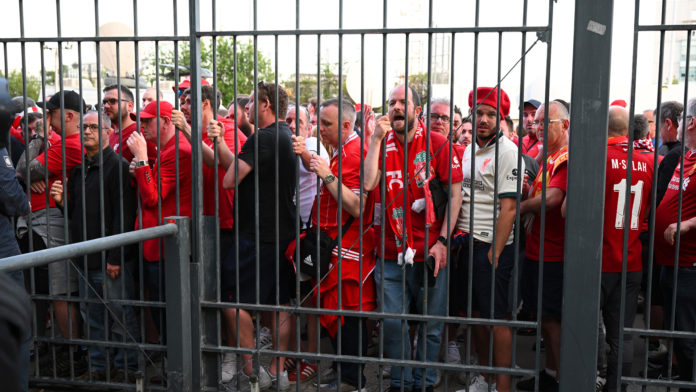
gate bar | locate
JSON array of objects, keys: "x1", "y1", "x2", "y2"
[{"x1": 560, "y1": 0, "x2": 615, "y2": 391}]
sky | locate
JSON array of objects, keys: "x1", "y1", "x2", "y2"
[{"x1": 0, "y1": 0, "x2": 691, "y2": 113}]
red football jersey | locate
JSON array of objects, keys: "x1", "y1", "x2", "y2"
[
  {"x1": 602, "y1": 137, "x2": 655, "y2": 272},
  {"x1": 32, "y1": 133, "x2": 83, "y2": 212},
  {"x1": 110, "y1": 122, "x2": 158, "y2": 166},
  {"x1": 655, "y1": 149, "x2": 696, "y2": 267},
  {"x1": 525, "y1": 146, "x2": 568, "y2": 262},
  {"x1": 201, "y1": 116, "x2": 247, "y2": 229}
]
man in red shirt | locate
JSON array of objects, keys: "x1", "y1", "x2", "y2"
[
  {"x1": 517, "y1": 101, "x2": 569, "y2": 392},
  {"x1": 364, "y1": 85, "x2": 463, "y2": 391},
  {"x1": 176, "y1": 86, "x2": 247, "y2": 260},
  {"x1": 126, "y1": 100, "x2": 192, "y2": 335},
  {"x1": 292, "y1": 98, "x2": 375, "y2": 391},
  {"x1": 655, "y1": 98, "x2": 696, "y2": 386},
  {"x1": 520, "y1": 99, "x2": 541, "y2": 159},
  {"x1": 15, "y1": 90, "x2": 86, "y2": 375},
  {"x1": 103, "y1": 84, "x2": 157, "y2": 165},
  {"x1": 601, "y1": 106, "x2": 654, "y2": 392}
]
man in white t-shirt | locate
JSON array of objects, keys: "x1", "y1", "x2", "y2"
[
  {"x1": 287, "y1": 104, "x2": 329, "y2": 224},
  {"x1": 457, "y1": 87, "x2": 524, "y2": 392}
]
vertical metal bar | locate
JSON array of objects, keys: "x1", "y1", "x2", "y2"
[
  {"x1": 337, "y1": 2, "x2": 344, "y2": 385},
  {"x1": 560, "y1": 1, "x2": 614, "y2": 391},
  {"x1": 377, "y1": 1, "x2": 388, "y2": 389},
  {"x1": 464, "y1": 2, "x2": 481, "y2": 383},
  {"x1": 164, "y1": 217, "x2": 192, "y2": 392}
]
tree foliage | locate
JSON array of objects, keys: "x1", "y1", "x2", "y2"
[
  {"x1": 145, "y1": 38, "x2": 274, "y2": 107},
  {"x1": 1, "y1": 70, "x2": 42, "y2": 101},
  {"x1": 282, "y1": 63, "x2": 350, "y2": 106}
]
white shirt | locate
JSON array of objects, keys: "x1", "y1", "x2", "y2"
[
  {"x1": 296, "y1": 137, "x2": 329, "y2": 224},
  {"x1": 457, "y1": 134, "x2": 523, "y2": 245}
]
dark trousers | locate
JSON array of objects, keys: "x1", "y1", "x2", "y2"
[
  {"x1": 144, "y1": 260, "x2": 165, "y2": 340},
  {"x1": 600, "y1": 271, "x2": 641, "y2": 392},
  {"x1": 329, "y1": 316, "x2": 368, "y2": 389}
]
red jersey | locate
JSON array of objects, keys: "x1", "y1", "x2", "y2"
[
  {"x1": 311, "y1": 131, "x2": 376, "y2": 337},
  {"x1": 521, "y1": 133, "x2": 541, "y2": 159},
  {"x1": 602, "y1": 137, "x2": 654, "y2": 272},
  {"x1": 525, "y1": 146, "x2": 568, "y2": 262},
  {"x1": 134, "y1": 135, "x2": 192, "y2": 262},
  {"x1": 110, "y1": 123, "x2": 158, "y2": 166},
  {"x1": 201, "y1": 116, "x2": 247, "y2": 229},
  {"x1": 378, "y1": 130, "x2": 463, "y2": 262},
  {"x1": 655, "y1": 149, "x2": 696, "y2": 267},
  {"x1": 32, "y1": 133, "x2": 83, "y2": 212}
]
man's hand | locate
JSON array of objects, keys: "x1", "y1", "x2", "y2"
[
  {"x1": 206, "y1": 119, "x2": 225, "y2": 142},
  {"x1": 664, "y1": 220, "x2": 694, "y2": 246},
  {"x1": 31, "y1": 180, "x2": 47, "y2": 194},
  {"x1": 372, "y1": 115, "x2": 391, "y2": 143},
  {"x1": 171, "y1": 110, "x2": 192, "y2": 140},
  {"x1": 126, "y1": 131, "x2": 148, "y2": 162},
  {"x1": 129, "y1": 157, "x2": 137, "y2": 175},
  {"x1": 49, "y1": 180, "x2": 63, "y2": 206},
  {"x1": 309, "y1": 153, "x2": 331, "y2": 179},
  {"x1": 291, "y1": 135, "x2": 306, "y2": 156},
  {"x1": 363, "y1": 111, "x2": 376, "y2": 141},
  {"x1": 487, "y1": 247, "x2": 500, "y2": 268},
  {"x1": 428, "y1": 240, "x2": 447, "y2": 276},
  {"x1": 106, "y1": 264, "x2": 121, "y2": 279}
]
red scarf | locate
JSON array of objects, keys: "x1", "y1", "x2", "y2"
[
  {"x1": 633, "y1": 137, "x2": 655, "y2": 152},
  {"x1": 384, "y1": 120, "x2": 434, "y2": 256}
]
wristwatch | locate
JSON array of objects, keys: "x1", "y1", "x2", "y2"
[
  {"x1": 437, "y1": 235, "x2": 448, "y2": 246},
  {"x1": 323, "y1": 174, "x2": 336, "y2": 184},
  {"x1": 135, "y1": 160, "x2": 148, "y2": 168}
]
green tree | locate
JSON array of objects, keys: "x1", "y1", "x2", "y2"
[
  {"x1": 407, "y1": 72, "x2": 429, "y2": 107},
  {"x1": 145, "y1": 38, "x2": 274, "y2": 107},
  {"x1": 1, "y1": 70, "x2": 41, "y2": 101},
  {"x1": 282, "y1": 62, "x2": 350, "y2": 105}
]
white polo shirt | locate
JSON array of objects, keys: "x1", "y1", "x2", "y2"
[{"x1": 457, "y1": 132, "x2": 524, "y2": 245}]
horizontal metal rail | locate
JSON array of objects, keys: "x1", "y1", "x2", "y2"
[
  {"x1": 0, "y1": 25, "x2": 551, "y2": 42},
  {"x1": 0, "y1": 222, "x2": 179, "y2": 273}
]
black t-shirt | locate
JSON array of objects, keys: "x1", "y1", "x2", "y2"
[
  {"x1": 236, "y1": 121, "x2": 297, "y2": 243},
  {"x1": 656, "y1": 141, "x2": 682, "y2": 207}
]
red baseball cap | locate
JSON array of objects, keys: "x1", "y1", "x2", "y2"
[
  {"x1": 173, "y1": 75, "x2": 210, "y2": 93},
  {"x1": 130, "y1": 100, "x2": 173, "y2": 121},
  {"x1": 468, "y1": 87, "x2": 510, "y2": 118}
]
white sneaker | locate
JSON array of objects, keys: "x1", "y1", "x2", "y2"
[
  {"x1": 221, "y1": 353, "x2": 237, "y2": 383},
  {"x1": 257, "y1": 366, "x2": 272, "y2": 390},
  {"x1": 464, "y1": 374, "x2": 496, "y2": 392},
  {"x1": 446, "y1": 340, "x2": 461, "y2": 364},
  {"x1": 256, "y1": 327, "x2": 273, "y2": 349},
  {"x1": 270, "y1": 369, "x2": 290, "y2": 391}
]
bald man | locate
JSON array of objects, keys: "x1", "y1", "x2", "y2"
[{"x1": 600, "y1": 106, "x2": 654, "y2": 392}]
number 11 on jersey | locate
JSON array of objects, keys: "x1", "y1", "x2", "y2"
[{"x1": 614, "y1": 179, "x2": 644, "y2": 230}]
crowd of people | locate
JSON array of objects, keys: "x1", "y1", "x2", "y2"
[{"x1": 2, "y1": 74, "x2": 695, "y2": 392}]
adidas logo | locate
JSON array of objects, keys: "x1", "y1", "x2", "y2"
[{"x1": 303, "y1": 255, "x2": 314, "y2": 267}]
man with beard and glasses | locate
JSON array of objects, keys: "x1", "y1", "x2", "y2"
[{"x1": 364, "y1": 85, "x2": 463, "y2": 392}]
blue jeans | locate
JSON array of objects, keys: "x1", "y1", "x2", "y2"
[
  {"x1": 79, "y1": 263, "x2": 139, "y2": 372},
  {"x1": 661, "y1": 265, "x2": 696, "y2": 387},
  {"x1": 374, "y1": 259, "x2": 447, "y2": 389}
]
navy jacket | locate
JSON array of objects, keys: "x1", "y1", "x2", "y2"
[{"x1": 0, "y1": 147, "x2": 30, "y2": 259}]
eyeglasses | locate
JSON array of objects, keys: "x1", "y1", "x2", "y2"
[
  {"x1": 429, "y1": 113, "x2": 450, "y2": 123},
  {"x1": 102, "y1": 98, "x2": 131, "y2": 106},
  {"x1": 81, "y1": 123, "x2": 105, "y2": 132},
  {"x1": 531, "y1": 119, "x2": 564, "y2": 127}
]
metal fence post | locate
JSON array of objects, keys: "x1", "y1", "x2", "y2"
[
  {"x1": 164, "y1": 216, "x2": 192, "y2": 392},
  {"x1": 560, "y1": 1, "x2": 615, "y2": 391}
]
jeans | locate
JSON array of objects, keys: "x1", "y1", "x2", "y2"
[
  {"x1": 79, "y1": 263, "x2": 139, "y2": 372},
  {"x1": 661, "y1": 266, "x2": 696, "y2": 390},
  {"x1": 329, "y1": 316, "x2": 368, "y2": 389},
  {"x1": 374, "y1": 259, "x2": 447, "y2": 389}
]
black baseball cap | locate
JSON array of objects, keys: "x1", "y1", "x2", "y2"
[{"x1": 46, "y1": 90, "x2": 86, "y2": 113}]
